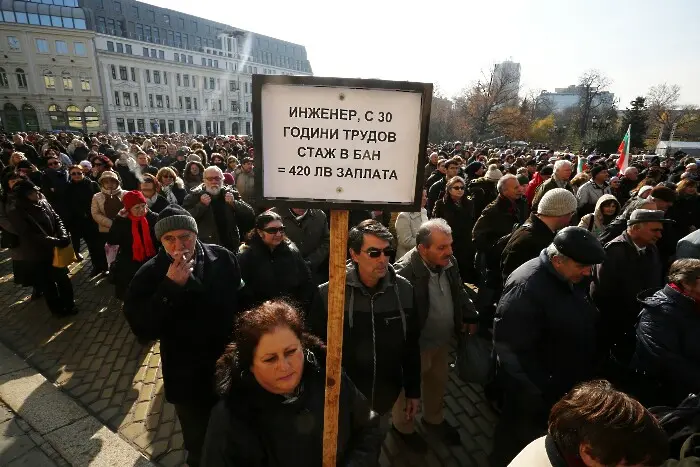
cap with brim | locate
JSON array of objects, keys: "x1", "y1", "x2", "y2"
[
  {"x1": 552, "y1": 226, "x2": 606, "y2": 265},
  {"x1": 627, "y1": 209, "x2": 675, "y2": 226}
]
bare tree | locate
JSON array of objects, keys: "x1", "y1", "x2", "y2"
[
  {"x1": 646, "y1": 83, "x2": 699, "y2": 141},
  {"x1": 576, "y1": 70, "x2": 612, "y2": 138}
]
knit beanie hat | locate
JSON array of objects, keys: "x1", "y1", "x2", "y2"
[
  {"x1": 154, "y1": 204, "x2": 198, "y2": 240},
  {"x1": 122, "y1": 190, "x2": 147, "y2": 210},
  {"x1": 537, "y1": 188, "x2": 577, "y2": 217},
  {"x1": 590, "y1": 165, "x2": 606, "y2": 179},
  {"x1": 485, "y1": 164, "x2": 503, "y2": 181}
]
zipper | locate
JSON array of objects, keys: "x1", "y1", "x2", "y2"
[
  {"x1": 369, "y1": 295, "x2": 377, "y2": 409},
  {"x1": 384, "y1": 316, "x2": 401, "y2": 325}
]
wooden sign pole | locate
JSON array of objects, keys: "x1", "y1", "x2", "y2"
[{"x1": 322, "y1": 209, "x2": 349, "y2": 466}]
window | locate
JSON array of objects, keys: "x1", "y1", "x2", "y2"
[
  {"x1": 207, "y1": 59, "x2": 212, "y2": 67},
  {"x1": 131, "y1": 5, "x2": 138, "y2": 17},
  {"x1": 244, "y1": 82, "x2": 248, "y2": 93},
  {"x1": 8, "y1": 36, "x2": 20, "y2": 51},
  {"x1": 179, "y1": 96, "x2": 183, "y2": 109},
  {"x1": 153, "y1": 27, "x2": 160, "y2": 41},
  {"x1": 106, "y1": 41, "x2": 114, "y2": 52},
  {"x1": 119, "y1": 66, "x2": 127, "y2": 80},
  {"x1": 117, "y1": 118, "x2": 125, "y2": 132},
  {"x1": 178, "y1": 17, "x2": 184, "y2": 29},
  {"x1": 174, "y1": 32, "x2": 181, "y2": 46},
  {"x1": 192, "y1": 76, "x2": 196, "y2": 88},
  {"x1": 150, "y1": 49, "x2": 156, "y2": 58},
  {"x1": 130, "y1": 67, "x2": 136, "y2": 81},
  {"x1": 183, "y1": 74, "x2": 189, "y2": 87},
  {"x1": 230, "y1": 100, "x2": 238, "y2": 111},
  {"x1": 245, "y1": 101, "x2": 249, "y2": 113},
  {"x1": 165, "y1": 96, "x2": 170, "y2": 108},
  {"x1": 201, "y1": 58, "x2": 206, "y2": 66},
  {"x1": 158, "y1": 50, "x2": 164, "y2": 59},
  {"x1": 110, "y1": 65, "x2": 116, "y2": 79},
  {"x1": 146, "y1": 70, "x2": 151, "y2": 83},
  {"x1": 176, "y1": 73, "x2": 181, "y2": 86},
  {"x1": 246, "y1": 121, "x2": 251, "y2": 135},
  {"x1": 114, "y1": 90, "x2": 120, "y2": 106},
  {"x1": 16, "y1": 68, "x2": 27, "y2": 88},
  {"x1": 125, "y1": 44, "x2": 132, "y2": 54},
  {"x1": 148, "y1": 93, "x2": 153, "y2": 108},
  {"x1": 188, "y1": 55, "x2": 193, "y2": 64},
  {"x1": 163, "y1": 14, "x2": 169, "y2": 25},
  {"x1": 62, "y1": 72, "x2": 72, "y2": 90},
  {"x1": 185, "y1": 97, "x2": 191, "y2": 110},
  {"x1": 174, "y1": 53, "x2": 179, "y2": 62},
  {"x1": 54, "y1": 41, "x2": 68, "y2": 55},
  {"x1": 229, "y1": 80, "x2": 237, "y2": 91},
  {"x1": 204, "y1": 98, "x2": 208, "y2": 108},
  {"x1": 214, "y1": 60, "x2": 218, "y2": 68},
  {"x1": 191, "y1": 20, "x2": 197, "y2": 31},
  {"x1": 116, "y1": 43, "x2": 123, "y2": 54},
  {"x1": 142, "y1": 47, "x2": 148, "y2": 57},
  {"x1": 134, "y1": 93, "x2": 139, "y2": 106},
  {"x1": 122, "y1": 92, "x2": 131, "y2": 106},
  {"x1": 203, "y1": 79, "x2": 207, "y2": 90},
  {"x1": 80, "y1": 74, "x2": 90, "y2": 91},
  {"x1": 147, "y1": 9, "x2": 154, "y2": 21},
  {"x1": 36, "y1": 39, "x2": 49, "y2": 53},
  {"x1": 153, "y1": 70, "x2": 160, "y2": 84},
  {"x1": 218, "y1": 100, "x2": 222, "y2": 111},
  {"x1": 163, "y1": 72, "x2": 168, "y2": 85},
  {"x1": 0, "y1": 68, "x2": 7, "y2": 87},
  {"x1": 193, "y1": 98, "x2": 197, "y2": 110},
  {"x1": 156, "y1": 95, "x2": 163, "y2": 108}
]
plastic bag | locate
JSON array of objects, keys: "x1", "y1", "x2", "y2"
[{"x1": 105, "y1": 243, "x2": 119, "y2": 267}]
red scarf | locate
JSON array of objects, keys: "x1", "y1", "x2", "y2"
[{"x1": 127, "y1": 213, "x2": 156, "y2": 262}]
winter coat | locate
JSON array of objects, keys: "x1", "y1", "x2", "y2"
[
  {"x1": 394, "y1": 247, "x2": 478, "y2": 332},
  {"x1": 237, "y1": 236, "x2": 317, "y2": 312},
  {"x1": 576, "y1": 180, "x2": 611, "y2": 216},
  {"x1": 7, "y1": 197, "x2": 69, "y2": 263},
  {"x1": 41, "y1": 168, "x2": 70, "y2": 219},
  {"x1": 138, "y1": 165, "x2": 158, "y2": 177},
  {"x1": 64, "y1": 178, "x2": 100, "y2": 227},
  {"x1": 269, "y1": 208, "x2": 330, "y2": 282},
  {"x1": 235, "y1": 170, "x2": 255, "y2": 206},
  {"x1": 472, "y1": 195, "x2": 525, "y2": 253},
  {"x1": 632, "y1": 284, "x2": 700, "y2": 404},
  {"x1": 160, "y1": 178, "x2": 187, "y2": 205},
  {"x1": 123, "y1": 242, "x2": 242, "y2": 405},
  {"x1": 433, "y1": 195, "x2": 476, "y2": 276},
  {"x1": 500, "y1": 213, "x2": 556, "y2": 283},
  {"x1": 667, "y1": 195, "x2": 700, "y2": 243},
  {"x1": 394, "y1": 210, "x2": 428, "y2": 260},
  {"x1": 310, "y1": 263, "x2": 421, "y2": 414},
  {"x1": 467, "y1": 177, "x2": 498, "y2": 216},
  {"x1": 525, "y1": 172, "x2": 547, "y2": 208},
  {"x1": 677, "y1": 230, "x2": 700, "y2": 260},
  {"x1": 201, "y1": 344, "x2": 383, "y2": 467},
  {"x1": 91, "y1": 187, "x2": 125, "y2": 233},
  {"x1": 426, "y1": 178, "x2": 446, "y2": 218},
  {"x1": 0, "y1": 195, "x2": 22, "y2": 260},
  {"x1": 531, "y1": 177, "x2": 573, "y2": 213},
  {"x1": 494, "y1": 250, "x2": 598, "y2": 405},
  {"x1": 577, "y1": 193, "x2": 621, "y2": 237},
  {"x1": 424, "y1": 170, "x2": 443, "y2": 191},
  {"x1": 114, "y1": 163, "x2": 139, "y2": 191},
  {"x1": 145, "y1": 194, "x2": 169, "y2": 214},
  {"x1": 424, "y1": 162, "x2": 437, "y2": 182},
  {"x1": 183, "y1": 185, "x2": 255, "y2": 253},
  {"x1": 592, "y1": 231, "x2": 663, "y2": 362},
  {"x1": 618, "y1": 177, "x2": 638, "y2": 205},
  {"x1": 107, "y1": 210, "x2": 159, "y2": 300}
]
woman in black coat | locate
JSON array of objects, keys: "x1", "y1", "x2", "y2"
[
  {"x1": 201, "y1": 300, "x2": 383, "y2": 467},
  {"x1": 140, "y1": 174, "x2": 170, "y2": 214},
  {"x1": 7, "y1": 180, "x2": 76, "y2": 316},
  {"x1": 237, "y1": 211, "x2": 316, "y2": 312},
  {"x1": 64, "y1": 165, "x2": 101, "y2": 261},
  {"x1": 432, "y1": 176, "x2": 477, "y2": 282},
  {"x1": 107, "y1": 190, "x2": 158, "y2": 300}
]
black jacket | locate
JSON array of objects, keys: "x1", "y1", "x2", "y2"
[
  {"x1": 147, "y1": 195, "x2": 170, "y2": 214},
  {"x1": 394, "y1": 248, "x2": 478, "y2": 331},
  {"x1": 432, "y1": 195, "x2": 475, "y2": 251},
  {"x1": 237, "y1": 236, "x2": 317, "y2": 312},
  {"x1": 41, "y1": 168, "x2": 70, "y2": 219},
  {"x1": 64, "y1": 177, "x2": 99, "y2": 227},
  {"x1": 427, "y1": 178, "x2": 446, "y2": 218},
  {"x1": 501, "y1": 213, "x2": 556, "y2": 282},
  {"x1": 107, "y1": 211, "x2": 159, "y2": 300},
  {"x1": 7, "y1": 196, "x2": 69, "y2": 263},
  {"x1": 494, "y1": 251, "x2": 598, "y2": 405},
  {"x1": 531, "y1": 178, "x2": 573, "y2": 213},
  {"x1": 467, "y1": 177, "x2": 498, "y2": 216},
  {"x1": 123, "y1": 242, "x2": 242, "y2": 404},
  {"x1": 201, "y1": 345, "x2": 383, "y2": 467},
  {"x1": 472, "y1": 195, "x2": 525, "y2": 253},
  {"x1": 632, "y1": 285, "x2": 700, "y2": 405},
  {"x1": 310, "y1": 263, "x2": 420, "y2": 414},
  {"x1": 425, "y1": 170, "x2": 443, "y2": 190}
]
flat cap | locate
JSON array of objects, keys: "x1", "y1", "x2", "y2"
[
  {"x1": 552, "y1": 226, "x2": 606, "y2": 265},
  {"x1": 627, "y1": 209, "x2": 674, "y2": 226}
]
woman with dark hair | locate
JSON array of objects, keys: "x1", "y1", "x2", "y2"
[
  {"x1": 209, "y1": 153, "x2": 227, "y2": 172},
  {"x1": 184, "y1": 161, "x2": 205, "y2": 192},
  {"x1": 7, "y1": 180, "x2": 76, "y2": 316},
  {"x1": 237, "y1": 211, "x2": 316, "y2": 312},
  {"x1": 107, "y1": 190, "x2": 158, "y2": 300},
  {"x1": 201, "y1": 300, "x2": 382, "y2": 466},
  {"x1": 226, "y1": 156, "x2": 239, "y2": 174},
  {"x1": 666, "y1": 178, "x2": 700, "y2": 242},
  {"x1": 139, "y1": 174, "x2": 169, "y2": 213},
  {"x1": 89, "y1": 154, "x2": 113, "y2": 182},
  {"x1": 432, "y1": 176, "x2": 476, "y2": 282},
  {"x1": 155, "y1": 167, "x2": 186, "y2": 205}
]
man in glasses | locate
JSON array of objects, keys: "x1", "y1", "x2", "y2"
[
  {"x1": 123, "y1": 204, "x2": 243, "y2": 467},
  {"x1": 183, "y1": 166, "x2": 254, "y2": 253},
  {"x1": 311, "y1": 220, "x2": 421, "y2": 437}
]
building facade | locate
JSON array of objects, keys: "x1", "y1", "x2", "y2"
[
  {"x1": 0, "y1": 3, "x2": 104, "y2": 132},
  {"x1": 493, "y1": 60, "x2": 521, "y2": 106},
  {"x1": 538, "y1": 85, "x2": 615, "y2": 113},
  {"x1": 80, "y1": 0, "x2": 312, "y2": 134}
]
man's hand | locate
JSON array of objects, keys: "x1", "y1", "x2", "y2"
[
  {"x1": 224, "y1": 192, "x2": 235, "y2": 205},
  {"x1": 405, "y1": 398, "x2": 420, "y2": 421},
  {"x1": 166, "y1": 251, "x2": 193, "y2": 286},
  {"x1": 200, "y1": 194, "x2": 211, "y2": 206}
]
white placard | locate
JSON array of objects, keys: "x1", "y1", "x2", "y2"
[{"x1": 260, "y1": 83, "x2": 423, "y2": 204}]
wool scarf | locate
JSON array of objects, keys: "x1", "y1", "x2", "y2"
[{"x1": 127, "y1": 213, "x2": 156, "y2": 262}]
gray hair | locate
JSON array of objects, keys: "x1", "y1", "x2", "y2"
[
  {"x1": 204, "y1": 165, "x2": 224, "y2": 177},
  {"x1": 668, "y1": 258, "x2": 700, "y2": 287},
  {"x1": 416, "y1": 218, "x2": 452, "y2": 247},
  {"x1": 553, "y1": 160, "x2": 572, "y2": 175},
  {"x1": 497, "y1": 174, "x2": 518, "y2": 194},
  {"x1": 546, "y1": 243, "x2": 570, "y2": 262}
]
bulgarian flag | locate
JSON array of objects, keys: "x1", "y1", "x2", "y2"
[
  {"x1": 577, "y1": 155, "x2": 586, "y2": 174},
  {"x1": 617, "y1": 125, "x2": 631, "y2": 172}
]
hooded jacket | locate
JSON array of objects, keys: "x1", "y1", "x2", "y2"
[
  {"x1": 201, "y1": 344, "x2": 383, "y2": 467},
  {"x1": 525, "y1": 172, "x2": 547, "y2": 208},
  {"x1": 578, "y1": 193, "x2": 621, "y2": 237},
  {"x1": 310, "y1": 263, "x2": 420, "y2": 414},
  {"x1": 90, "y1": 173, "x2": 125, "y2": 232}
]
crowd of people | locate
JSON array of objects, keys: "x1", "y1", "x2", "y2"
[{"x1": 1, "y1": 131, "x2": 699, "y2": 466}]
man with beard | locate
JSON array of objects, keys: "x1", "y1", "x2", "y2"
[{"x1": 183, "y1": 166, "x2": 254, "y2": 252}]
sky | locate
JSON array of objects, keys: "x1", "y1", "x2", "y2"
[{"x1": 142, "y1": 0, "x2": 700, "y2": 108}]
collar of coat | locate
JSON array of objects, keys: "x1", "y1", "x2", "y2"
[{"x1": 406, "y1": 247, "x2": 453, "y2": 278}]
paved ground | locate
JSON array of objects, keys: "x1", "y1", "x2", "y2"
[
  {"x1": 0, "y1": 400, "x2": 69, "y2": 466},
  {"x1": 0, "y1": 246, "x2": 497, "y2": 466}
]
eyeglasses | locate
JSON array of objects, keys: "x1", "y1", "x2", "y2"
[
  {"x1": 451, "y1": 186, "x2": 465, "y2": 191},
  {"x1": 204, "y1": 176, "x2": 222, "y2": 182},
  {"x1": 70, "y1": 172, "x2": 83, "y2": 176},
  {"x1": 363, "y1": 247, "x2": 395, "y2": 258},
  {"x1": 262, "y1": 226, "x2": 286, "y2": 235},
  {"x1": 161, "y1": 233, "x2": 195, "y2": 244}
]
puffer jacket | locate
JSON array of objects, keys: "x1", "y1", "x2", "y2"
[
  {"x1": 91, "y1": 185, "x2": 125, "y2": 233},
  {"x1": 578, "y1": 193, "x2": 621, "y2": 237},
  {"x1": 310, "y1": 263, "x2": 420, "y2": 414},
  {"x1": 201, "y1": 343, "x2": 383, "y2": 467},
  {"x1": 632, "y1": 284, "x2": 700, "y2": 405}
]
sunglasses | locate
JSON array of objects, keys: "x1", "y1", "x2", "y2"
[
  {"x1": 451, "y1": 185, "x2": 465, "y2": 191},
  {"x1": 161, "y1": 174, "x2": 174, "y2": 179},
  {"x1": 363, "y1": 247, "x2": 395, "y2": 258},
  {"x1": 262, "y1": 226, "x2": 285, "y2": 235}
]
